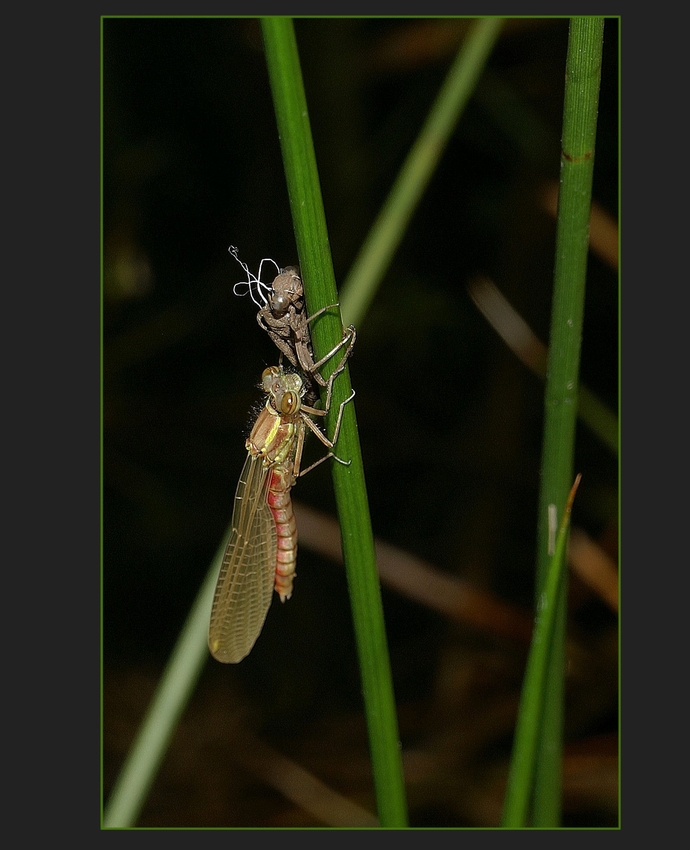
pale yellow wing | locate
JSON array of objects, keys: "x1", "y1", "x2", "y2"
[{"x1": 208, "y1": 452, "x2": 277, "y2": 663}]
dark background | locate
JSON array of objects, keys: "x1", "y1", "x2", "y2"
[{"x1": 103, "y1": 17, "x2": 618, "y2": 827}]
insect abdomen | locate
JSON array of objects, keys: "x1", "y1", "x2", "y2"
[{"x1": 267, "y1": 465, "x2": 297, "y2": 601}]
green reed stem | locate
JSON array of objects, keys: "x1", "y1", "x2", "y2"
[{"x1": 261, "y1": 16, "x2": 408, "y2": 828}]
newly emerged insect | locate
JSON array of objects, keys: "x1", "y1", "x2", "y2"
[
  {"x1": 208, "y1": 364, "x2": 355, "y2": 664},
  {"x1": 229, "y1": 246, "x2": 356, "y2": 405}
]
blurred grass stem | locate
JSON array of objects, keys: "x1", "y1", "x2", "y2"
[{"x1": 339, "y1": 17, "x2": 504, "y2": 328}]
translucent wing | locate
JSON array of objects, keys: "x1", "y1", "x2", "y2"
[{"x1": 208, "y1": 452, "x2": 277, "y2": 663}]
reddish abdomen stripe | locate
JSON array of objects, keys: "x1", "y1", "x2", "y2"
[{"x1": 266, "y1": 465, "x2": 297, "y2": 601}]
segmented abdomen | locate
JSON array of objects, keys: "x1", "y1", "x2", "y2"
[{"x1": 266, "y1": 464, "x2": 297, "y2": 601}]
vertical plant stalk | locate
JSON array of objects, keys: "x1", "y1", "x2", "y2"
[
  {"x1": 501, "y1": 476, "x2": 582, "y2": 827},
  {"x1": 103, "y1": 544, "x2": 222, "y2": 828},
  {"x1": 261, "y1": 17, "x2": 408, "y2": 828},
  {"x1": 531, "y1": 17, "x2": 605, "y2": 827},
  {"x1": 339, "y1": 17, "x2": 504, "y2": 329}
]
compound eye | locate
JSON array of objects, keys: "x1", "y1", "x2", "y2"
[
  {"x1": 279, "y1": 391, "x2": 300, "y2": 415},
  {"x1": 271, "y1": 293, "x2": 288, "y2": 315}
]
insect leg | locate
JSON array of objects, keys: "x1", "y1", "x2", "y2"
[
  {"x1": 311, "y1": 325, "x2": 356, "y2": 390},
  {"x1": 299, "y1": 387, "x2": 356, "y2": 474}
]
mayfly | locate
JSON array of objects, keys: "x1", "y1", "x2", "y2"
[
  {"x1": 229, "y1": 246, "x2": 356, "y2": 405},
  {"x1": 208, "y1": 364, "x2": 355, "y2": 663}
]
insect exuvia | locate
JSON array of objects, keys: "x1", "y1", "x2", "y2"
[
  {"x1": 208, "y1": 363, "x2": 355, "y2": 664},
  {"x1": 229, "y1": 246, "x2": 356, "y2": 405}
]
